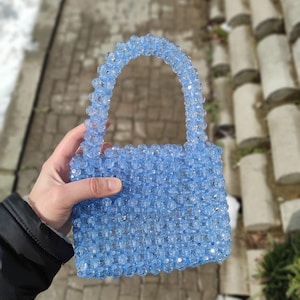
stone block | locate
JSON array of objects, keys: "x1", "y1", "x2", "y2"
[
  {"x1": 280, "y1": 198, "x2": 300, "y2": 232},
  {"x1": 100, "y1": 285, "x2": 119, "y2": 300},
  {"x1": 155, "y1": 284, "x2": 181, "y2": 300},
  {"x1": 280, "y1": 0, "x2": 300, "y2": 43},
  {"x1": 35, "y1": 282, "x2": 67, "y2": 300},
  {"x1": 228, "y1": 26, "x2": 259, "y2": 87},
  {"x1": 197, "y1": 262, "x2": 218, "y2": 275},
  {"x1": 267, "y1": 104, "x2": 300, "y2": 184},
  {"x1": 183, "y1": 268, "x2": 198, "y2": 291},
  {"x1": 218, "y1": 137, "x2": 241, "y2": 198},
  {"x1": 213, "y1": 77, "x2": 234, "y2": 129},
  {"x1": 257, "y1": 35, "x2": 300, "y2": 102},
  {"x1": 239, "y1": 153, "x2": 278, "y2": 231},
  {"x1": 209, "y1": 0, "x2": 225, "y2": 24},
  {"x1": 140, "y1": 283, "x2": 159, "y2": 300},
  {"x1": 249, "y1": 0, "x2": 283, "y2": 41},
  {"x1": 233, "y1": 83, "x2": 268, "y2": 148},
  {"x1": 224, "y1": 0, "x2": 251, "y2": 27},
  {"x1": 197, "y1": 272, "x2": 218, "y2": 296},
  {"x1": 220, "y1": 227, "x2": 249, "y2": 296},
  {"x1": 83, "y1": 286, "x2": 102, "y2": 300},
  {"x1": 247, "y1": 250, "x2": 266, "y2": 300},
  {"x1": 68, "y1": 275, "x2": 100, "y2": 290},
  {"x1": 160, "y1": 270, "x2": 179, "y2": 285},
  {"x1": 212, "y1": 42, "x2": 230, "y2": 75},
  {"x1": 0, "y1": 54, "x2": 45, "y2": 172},
  {"x1": 120, "y1": 276, "x2": 141, "y2": 297},
  {"x1": 292, "y1": 38, "x2": 300, "y2": 83},
  {"x1": 65, "y1": 289, "x2": 82, "y2": 300}
]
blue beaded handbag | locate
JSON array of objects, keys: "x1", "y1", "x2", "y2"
[{"x1": 70, "y1": 34, "x2": 231, "y2": 279}]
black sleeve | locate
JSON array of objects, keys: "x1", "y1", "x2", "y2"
[{"x1": 0, "y1": 193, "x2": 74, "y2": 300}]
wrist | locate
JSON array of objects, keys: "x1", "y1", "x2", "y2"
[{"x1": 22, "y1": 195, "x2": 70, "y2": 239}]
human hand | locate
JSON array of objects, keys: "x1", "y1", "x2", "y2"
[{"x1": 28, "y1": 124, "x2": 122, "y2": 236}]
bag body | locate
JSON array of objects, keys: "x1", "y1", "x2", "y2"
[{"x1": 70, "y1": 34, "x2": 231, "y2": 279}]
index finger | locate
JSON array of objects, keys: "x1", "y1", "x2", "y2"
[{"x1": 51, "y1": 124, "x2": 86, "y2": 165}]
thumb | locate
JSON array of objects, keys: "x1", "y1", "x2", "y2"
[{"x1": 60, "y1": 177, "x2": 122, "y2": 208}]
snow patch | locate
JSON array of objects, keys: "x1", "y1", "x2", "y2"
[{"x1": 0, "y1": 0, "x2": 41, "y2": 132}]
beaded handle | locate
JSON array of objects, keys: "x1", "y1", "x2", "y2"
[{"x1": 83, "y1": 34, "x2": 207, "y2": 155}]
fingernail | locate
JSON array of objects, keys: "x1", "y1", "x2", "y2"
[{"x1": 108, "y1": 178, "x2": 122, "y2": 191}]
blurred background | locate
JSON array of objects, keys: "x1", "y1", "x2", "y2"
[{"x1": 0, "y1": 0, "x2": 300, "y2": 299}]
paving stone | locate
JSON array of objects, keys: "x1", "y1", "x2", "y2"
[
  {"x1": 239, "y1": 153, "x2": 279, "y2": 231},
  {"x1": 68, "y1": 275, "x2": 101, "y2": 290},
  {"x1": 197, "y1": 272, "x2": 218, "y2": 299},
  {"x1": 41, "y1": 132, "x2": 56, "y2": 152},
  {"x1": 58, "y1": 115, "x2": 78, "y2": 134},
  {"x1": 184, "y1": 290, "x2": 202, "y2": 300},
  {"x1": 121, "y1": 89, "x2": 136, "y2": 103},
  {"x1": 100, "y1": 285, "x2": 119, "y2": 300},
  {"x1": 114, "y1": 131, "x2": 132, "y2": 144},
  {"x1": 147, "y1": 121, "x2": 165, "y2": 139},
  {"x1": 45, "y1": 113, "x2": 58, "y2": 133},
  {"x1": 160, "y1": 106, "x2": 175, "y2": 122},
  {"x1": 164, "y1": 122, "x2": 179, "y2": 139},
  {"x1": 160, "y1": 270, "x2": 180, "y2": 285},
  {"x1": 119, "y1": 296, "x2": 139, "y2": 300},
  {"x1": 50, "y1": 67, "x2": 69, "y2": 80},
  {"x1": 280, "y1": 0, "x2": 300, "y2": 43},
  {"x1": 249, "y1": 0, "x2": 283, "y2": 41},
  {"x1": 116, "y1": 118, "x2": 133, "y2": 132},
  {"x1": 202, "y1": 290, "x2": 218, "y2": 300},
  {"x1": 53, "y1": 80, "x2": 67, "y2": 94},
  {"x1": 83, "y1": 286, "x2": 102, "y2": 300},
  {"x1": 148, "y1": 107, "x2": 162, "y2": 121},
  {"x1": 197, "y1": 263, "x2": 218, "y2": 275},
  {"x1": 247, "y1": 250, "x2": 266, "y2": 300},
  {"x1": 182, "y1": 268, "x2": 198, "y2": 291},
  {"x1": 233, "y1": 83, "x2": 268, "y2": 148},
  {"x1": 257, "y1": 34, "x2": 300, "y2": 102},
  {"x1": 51, "y1": 94, "x2": 65, "y2": 113},
  {"x1": 115, "y1": 102, "x2": 134, "y2": 118},
  {"x1": 120, "y1": 276, "x2": 141, "y2": 297},
  {"x1": 224, "y1": 0, "x2": 251, "y2": 27},
  {"x1": 280, "y1": 198, "x2": 300, "y2": 232},
  {"x1": 16, "y1": 168, "x2": 39, "y2": 192},
  {"x1": 35, "y1": 282, "x2": 67, "y2": 300},
  {"x1": 142, "y1": 275, "x2": 160, "y2": 283},
  {"x1": 21, "y1": 150, "x2": 45, "y2": 169},
  {"x1": 103, "y1": 277, "x2": 120, "y2": 286},
  {"x1": 82, "y1": 58, "x2": 96, "y2": 71},
  {"x1": 65, "y1": 288, "x2": 82, "y2": 300},
  {"x1": 228, "y1": 25, "x2": 259, "y2": 87},
  {"x1": 79, "y1": 71, "x2": 96, "y2": 94},
  {"x1": 267, "y1": 104, "x2": 300, "y2": 184},
  {"x1": 156, "y1": 284, "x2": 181, "y2": 300},
  {"x1": 140, "y1": 283, "x2": 159, "y2": 300}
]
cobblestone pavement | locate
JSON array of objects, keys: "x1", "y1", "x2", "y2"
[{"x1": 16, "y1": 0, "x2": 217, "y2": 299}]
